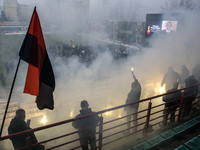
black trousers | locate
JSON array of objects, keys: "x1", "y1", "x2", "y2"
[{"x1": 163, "y1": 105, "x2": 177, "y2": 126}]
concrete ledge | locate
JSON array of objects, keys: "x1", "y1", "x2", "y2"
[
  {"x1": 184, "y1": 136, "x2": 200, "y2": 149},
  {"x1": 160, "y1": 129, "x2": 177, "y2": 140},
  {"x1": 182, "y1": 119, "x2": 197, "y2": 128},
  {"x1": 130, "y1": 115, "x2": 200, "y2": 150},
  {"x1": 172, "y1": 124, "x2": 188, "y2": 134},
  {"x1": 147, "y1": 135, "x2": 165, "y2": 148},
  {"x1": 174, "y1": 145, "x2": 190, "y2": 150},
  {"x1": 132, "y1": 141, "x2": 152, "y2": 150}
]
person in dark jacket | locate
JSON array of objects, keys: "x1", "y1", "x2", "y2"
[
  {"x1": 72, "y1": 100, "x2": 100, "y2": 150},
  {"x1": 161, "y1": 66, "x2": 181, "y2": 91},
  {"x1": 182, "y1": 75, "x2": 199, "y2": 118},
  {"x1": 162, "y1": 82, "x2": 182, "y2": 126},
  {"x1": 8, "y1": 109, "x2": 44, "y2": 150},
  {"x1": 192, "y1": 64, "x2": 200, "y2": 84},
  {"x1": 180, "y1": 65, "x2": 190, "y2": 88},
  {"x1": 124, "y1": 78, "x2": 141, "y2": 134}
]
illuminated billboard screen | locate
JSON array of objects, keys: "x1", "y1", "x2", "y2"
[{"x1": 146, "y1": 14, "x2": 179, "y2": 36}]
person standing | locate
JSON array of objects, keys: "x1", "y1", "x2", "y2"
[
  {"x1": 162, "y1": 82, "x2": 182, "y2": 127},
  {"x1": 192, "y1": 64, "x2": 200, "y2": 84},
  {"x1": 180, "y1": 65, "x2": 190, "y2": 88},
  {"x1": 182, "y1": 75, "x2": 199, "y2": 118},
  {"x1": 8, "y1": 109, "x2": 44, "y2": 150},
  {"x1": 72, "y1": 100, "x2": 100, "y2": 150},
  {"x1": 161, "y1": 66, "x2": 181, "y2": 91},
  {"x1": 124, "y1": 77, "x2": 141, "y2": 134}
]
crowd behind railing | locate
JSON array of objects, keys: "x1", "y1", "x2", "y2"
[
  {"x1": 0, "y1": 40, "x2": 200, "y2": 149},
  {"x1": 0, "y1": 83, "x2": 200, "y2": 150}
]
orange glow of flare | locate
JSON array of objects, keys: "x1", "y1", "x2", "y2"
[
  {"x1": 104, "y1": 106, "x2": 113, "y2": 117},
  {"x1": 118, "y1": 110, "x2": 122, "y2": 118},
  {"x1": 70, "y1": 111, "x2": 74, "y2": 118},
  {"x1": 105, "y1": 111, "x2": 112, "y2": 116},
  {"x1": 118, "y1": 114, "x2": 121, "y2": 118},
  {"x1": 159, "y1": 87, "x2": 165, "y2": 94},
  {"x1": 41, "y1": 116, "x2": 47, "y2": 125}
]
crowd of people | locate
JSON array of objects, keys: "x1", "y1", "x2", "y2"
[
  {"x1": 47, "y1": 42, "x2": 140, "y2": 66},
  {"x1": 6, "y1": 63, "x2": 200, "y2": 150},
  {"x1": 160, "y1": 65, "x2": 199, "y2": 126},
  {"x1": 2, "y1": 38, "x2": 199, "y2": 149},
  {"x1": 0, "y1": 42, "x2": 140, "y2": 89},
  {"x1": 123, "y1": 64, "x2": 200, "y2": 136},
  {"x1": 2, "y1": 39, "x2": 199, "y2": 149}
]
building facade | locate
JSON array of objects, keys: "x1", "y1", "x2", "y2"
[{"x1": 4, "y1": 0, "x2": 18, "y2": 21}]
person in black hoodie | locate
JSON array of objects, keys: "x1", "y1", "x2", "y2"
[
  {"x1": 8, "y1": 109, "x2": 44, "y2": 150},
  {"x1": 161, "y1": 66, "x2": 181, "y2": 91},
  {"x1": 162, "y1": 82, "x2": 182, "y2": 126},
  {"x1": 124, "y1": 78, "x2": 141, "y2": 133},
  {"x1": 182, "y1": 75, "x2": 199, "y2": 118},
  {"x1": 72, "y1": 100, "x2": 100, "y2": 150}
]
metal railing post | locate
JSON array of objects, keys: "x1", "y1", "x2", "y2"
[
  {"x1": 98, "y1": 115, "x2": 103, "y2": 150},
  {"x1": 26, "y1": 136, "x2": 32, "y2": 150},
  {"x1": 144, "y1": 101, "x2": 152, "y2": 137},
  {"x1": 177, "y1": 91, "x2": 185, "y2": 122}
]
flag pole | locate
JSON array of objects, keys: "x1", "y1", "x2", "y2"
[
  {"x1": 0, "y1": 7, "x2": 38, "y2": 137},
  {"x1": 0, "y1": 58, "x2": 21, "y2": 137}
]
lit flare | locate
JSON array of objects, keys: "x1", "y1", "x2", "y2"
[
  {"x1": 159, "y1": 87, "x2": 165, "y2": 94},
  {"x1": 70, "y1": 111, "x2": 74, "y2": 118},
  {"x1": 41, "y1": 115, "x2": 47, "y2": 125},
  {"x1": 131, "y1": 67, "x2": 134, "y2": 72},
  {"x1": 105, "y1": 111, "x2": 112, "y2": 116}
]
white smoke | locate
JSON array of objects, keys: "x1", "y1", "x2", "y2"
[{"x1": 1, "y1": 1, "x2": 200, "y2": 149}]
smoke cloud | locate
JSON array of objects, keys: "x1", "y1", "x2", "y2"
[{"x1": 0, "y1": 0, "x2": 200, "y2": 149}]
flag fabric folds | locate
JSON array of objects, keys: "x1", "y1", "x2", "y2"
[
  {"x1": 19, "y1": 7, "x2": 55, "y2": 110},
  {"x1": 70, "y1": 40, "x2": 75, "y2": 48}
]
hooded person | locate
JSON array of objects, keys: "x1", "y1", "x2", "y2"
[
  {"x1": 161, "y1": 66, "x2": 181, "y2": 91},
  {"x1": 124, "y1": 78, "x2": 141, "y2": 134},
  {"x1": 8, "y1": 109, "x2": 44, "y2": 150},
  {"x1": 180, "y1": 65, "x2": 190, "y2": 88},
  {"x1": 162, "y1": 82, "x2": 182, "y2": 126},
  {"x1": 72, "y1": 100, "x2": 100, "y2": 150},
  {"x1": 182, "y1": 75, "x2": 199, "y2": 118}
]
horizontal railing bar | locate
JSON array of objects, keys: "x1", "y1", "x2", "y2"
[
  {"x1": 102, "y1": 121, "x2": 146, "y2": 141},
  {"x1": 102, "y1": 113, "x2": 148, "y2": 133},
  {"x1": 2, "y1": 84, "x2": 199, "y2": 141},
  {"x1": 1, "y1": 83, "x2": 199, "y2": 150},
  {"x1": 103, "y1": 108, "x2": 148, "y2": 125},
  {"x1": 101, "y1": 127, "x2": 145, "y2": 147}
]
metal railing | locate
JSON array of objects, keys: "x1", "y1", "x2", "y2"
[{"x1": 1, "y1": 83, "x2": 200, "y2": 150}]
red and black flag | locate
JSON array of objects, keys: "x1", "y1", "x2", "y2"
[{"x1": 19, "y1": 7, "x2": 55, "y2": 110}]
